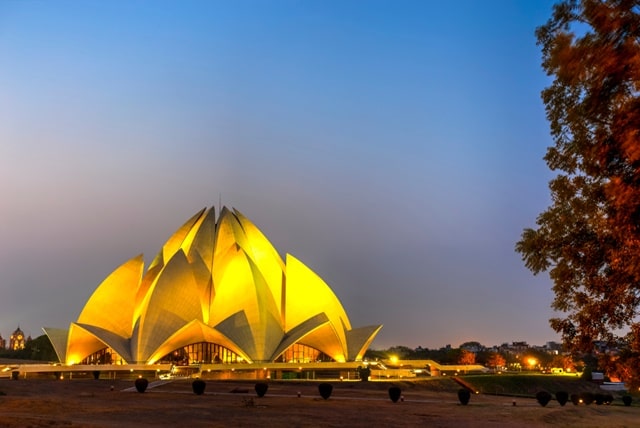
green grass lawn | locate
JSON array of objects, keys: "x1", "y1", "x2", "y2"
[
  {"x1": 460, "y1": 373, "x2": 624, "y2": 398},
  {"x1": 361, "y1": 374, "x2": 615, "y2": 398}
]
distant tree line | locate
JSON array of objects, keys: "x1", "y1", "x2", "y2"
[
  {"x1": 364, "y1": 343, "x2": 515, "y2": 367},
  {"x1": 364, "y1": 342, "x2": 590, "y2": 374}
]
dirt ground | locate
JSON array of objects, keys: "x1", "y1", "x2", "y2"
[{"x1": 0, "y1": 378, "x2": 637, "y2": 427}]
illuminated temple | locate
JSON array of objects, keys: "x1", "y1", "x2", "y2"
[{"x1": 44, "y1": 207, "x2": 381, "y2": 366}]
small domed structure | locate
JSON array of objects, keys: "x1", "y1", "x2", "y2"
[{"x1": 10, "y1": 326, "x2": 25, "y2": 350}]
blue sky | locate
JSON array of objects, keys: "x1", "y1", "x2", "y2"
[{"x1": 1, "y1": 0, "x2": 559, "y2": 349}]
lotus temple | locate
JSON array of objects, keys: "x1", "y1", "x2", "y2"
[{"x1": 36, "y1": 207, "x2": 382, "y2": 379}]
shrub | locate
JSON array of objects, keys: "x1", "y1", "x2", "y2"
[
  {"x1": 388, "y1": 386, "x2": 401, "y2": 403},
  {"x1": 555, "y1": 391, "x2": 569, "y2": 406},
  {"x1": 318, "y1": 383, "x2": 333, "y2": 400},
  {"x1": 357, "y1": 366, "x2": 371, "y2": 382},
  {"x1": 622, "y1": 395, "x2": 633, "y2": 406},
  {"x1": 134, "y1": 378, "x2": 149, "y2": 393},
  {"x1": 570, "y1": 393, "x2": 580, "y2": 405},
  {"x1": 457, "y1": 388, "x2": 471, "y2": 405},
  {"x1": 192, "y1": 379, "x2": 206, "y2": 395},
  {"x1": 536, "y1": 391, "x2": 552, "y2": 407},
  {"x1": 255, "y1": 382, "x2": 268, "y2": 398},
  {"x1": 580, "y1": 392, "x2": 594, "y2": 405},
  {"x1": 92, "y1": 371, "x2": 100, "y2": 380}
]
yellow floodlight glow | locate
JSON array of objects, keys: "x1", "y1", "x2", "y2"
[{"x1": 390, "y1": 356, "x2": 399, "y2": 364}]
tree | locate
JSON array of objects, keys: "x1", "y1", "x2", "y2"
[
  {"x1": 363, "y1": 348, "x2": 386, "y2": 361},
  {"x1": 386, "y1": 345, "x2": 417, "y2": 359},
  {"x1": 458, "y1": 349, "x2": 476, "y2": 365},
  {"x1": 442, "y1": 348, "x2": 462, "y2": 365},
  {"x1": 550, "y1": 354, "x2": 578, "y2": 372},
  {"x1": 606, "y1": 325, "x2": 640, "y2": 383},
  {"x1": 527, "y1": 348, "x2": 555, "y2": 369},
  {"x1": 27, "y1": 335, "x2": 58, "y2": 361},
  {"x1": 516, "y1": 0, "x2": 640, "y2": 387},
  {"x1": 486, "y1": 352, "x2": 506, "y2": 371}
]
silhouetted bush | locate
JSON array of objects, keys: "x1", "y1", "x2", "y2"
[
  {"x1": 255, "y1": 382, "x2": 268, "y2": 397},
  {"x1": 357, "y1": 366, "x2": 371, "y2": 382},
  {"x1": 388, "y1": 386, "x2": 401, "y2": 403},
  {"x1": 570, "y1": 393, "x2": 580, "y2": 405},
  {"x1": 457, "y1": 388, "x2": 470, "y2": 405},
  {"x1": 318, "y1": 383, "x2": 333, "y2": 400},
  {"x1": 11, "y1": 372, "x2": 19, "y2": 380},
  {"x1": 92, "y1": 371, "x2": 100, "y2": 380},
  {"x1": 192, "y1": 379, "x2": 206, "y2": 395},
  {"x1": 555, "y1": 391, "x2": 569, "y2": 406},
  {"x1": 622, "y1": 395, "x2": 633, "y2": 406},
  {"x1": 134, "y1": 378, "x2": 149, "y2": 393},
  {"x1": 580, "y1": 392, "x2": 594, "y2": 405},
  {"x1": 536, "y1": 391, "x2": 552, "y2": 407}
]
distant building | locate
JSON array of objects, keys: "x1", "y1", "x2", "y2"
[
  {"x1": 9, "y1": 326, "x2": 25, "y2": 350},
  {"x1": 545, "y1": 341, "x2": 562, "y2": 351},
  {"x1": 498, "y1": 342, "x2": 528, "y2": 355},
  {"x1": 460, "y1": 342, "x2": 484, "y2": 353},
  {"x1": 544, "y1": 341, "x2": 562, "y2": 355},
  {"x1": 511, "y1": 341, "x2": 529, "y2": 352}
]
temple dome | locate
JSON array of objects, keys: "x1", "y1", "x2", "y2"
[{"x1": 45, "y1": 207, "x2": 381, "y2": 365}]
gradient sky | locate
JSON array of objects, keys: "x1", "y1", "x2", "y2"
[{"x1": 1, "y1": 1, "x2": 560, "y2": 350}]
